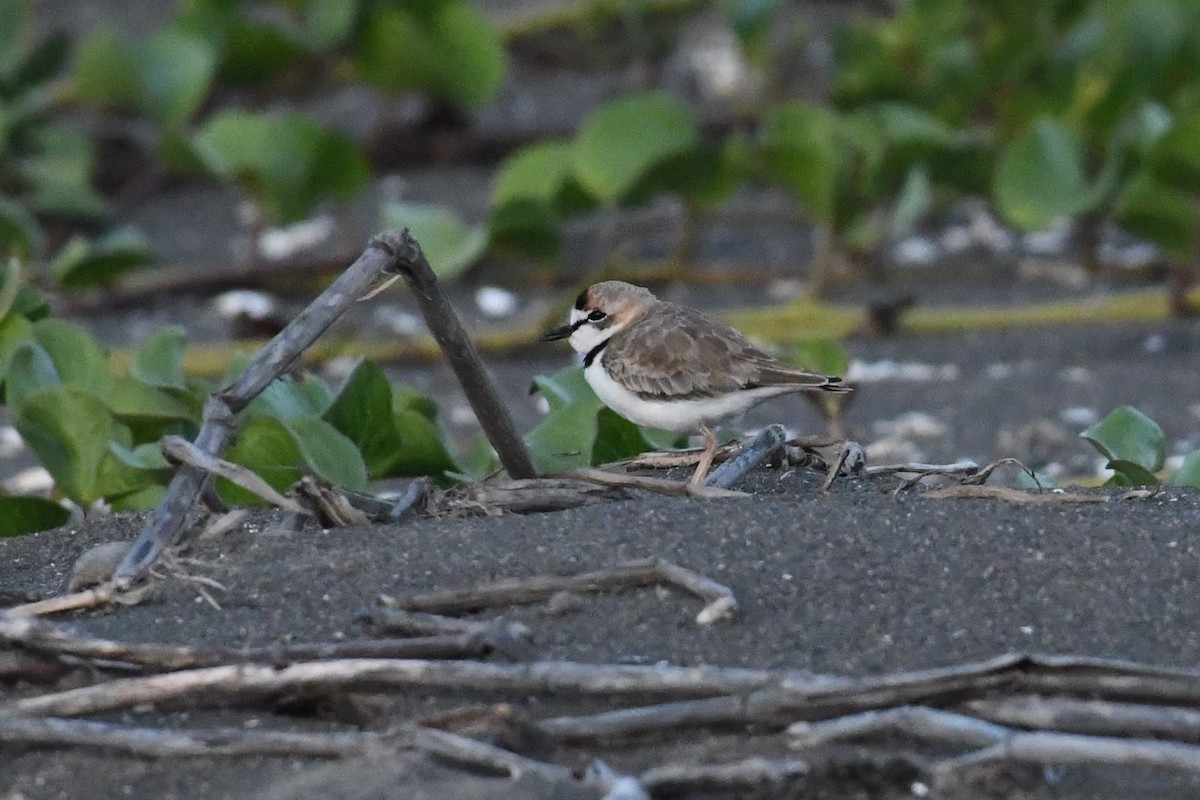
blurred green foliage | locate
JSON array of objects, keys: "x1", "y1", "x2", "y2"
[{"x1": 1081, "y1": 405, "x2": 1200, "y2": 487}]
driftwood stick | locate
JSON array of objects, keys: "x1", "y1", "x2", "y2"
[
  {"x1": 2, "y1": 659, "x2": 794, "y2": 718},
  {"x1": 393, "y1": 558, "x2": 737, "y2": 624},
  {"x1": 923, "y1": 485, "x2": 1109, "y2": 504},
  {"x1": 639, "y1": 757, "x2": 810, "y2": 793},
  {"x1": 0, "y1": 716, "x2": 379, "y2": 758},
  {"x1": 705, "y1": 425, "x2": 786, "y2": 489},
  {"x1": 864, "y1": 461, "x2": 979, "y2": 477},
  {"x1": 0, "y1": 615, "x2": 515, "y2": 671},
  {"x1": 964, "y1": 695, "x2": 1200, "y2": 742},
  {"x1": 787, "y1": 705, "x2": 1009, "y2": 749},
  {"x1": 567, "y1": 468, "x2": 747, "y2": 499},
  {"x1": 384, "y1": 231, "x2": 536, "y2": 479},
  {"x1": 433, "y1": 477, "x2": 631, "y2": 515},
  {"x1": 2, "y1": 583, "x2": 152, "y2": 618},
  {"x1": 404, "y1": 726, "x2": 575, "y2": 783},
  {"x1": 114, "y1": 233, "x2": 410, "y2": 587}
]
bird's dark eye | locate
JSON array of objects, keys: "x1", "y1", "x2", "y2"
[{"x1": 587, "y1": 309, "x2": 606, "y2": 321}]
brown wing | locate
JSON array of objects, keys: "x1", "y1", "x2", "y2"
[{"x1": 603, "y1": 302, "x2": 845, "y2": 400}]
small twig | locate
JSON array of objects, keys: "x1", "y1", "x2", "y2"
[
  {"x1": 392, "y1": 557, "x2": 737, "y2": 625},
  {"x1": 160, "y1": 436, "x2": 306, "y2": 512},
  {"x1": 432, "y1": 477, "x2": 632, "y2": 516},
  {"x1": 365, "y1": 606, "x2": 536, "y2": 661},
  {"x1": 961, "y1": 457, "x2": 1035, "y2": 486},
  {"x1": 864, "y1": 460, "x2": 979, "y2": 478},
  {"x1": 640, "y1": 757, "x2": 809, "y2": 793},
  {"x1": 819, "y1": 441, "x2": 864, "y2": 491},
  {"x1": 567, "y1": 468, "x2": 747, "y2": 499},
  {"x1": 922, "y1": 485, "x2": 1109, "y2": 504},
  {"x1": 2, "y1": 582, "x2": 153, "y2": 618},
  {"x1": 404, "y1": 725, "x2": 575, "y2": 783},
  {"x1": 788, "y1": 705, "x2": 1008, "y2": 749},
  {"x1": 606, "y1": 445, "x2": 735, "y2": 471},
  {"x1": 384, "y1": 231, "x2": 536, "y2": 479},
  {"x1": 0, "y1": 716, "x2": 379, "y2": 758},
  {"x1": 706, "y1": 425, "x2": 787, "y2": 489},
  {"x1": 115, "y1": 233, "x2": 410, "y2": 587}
]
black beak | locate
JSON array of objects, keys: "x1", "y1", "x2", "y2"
[{"x1": 539, "y1": 323, "x2": 574, "y2": 342}]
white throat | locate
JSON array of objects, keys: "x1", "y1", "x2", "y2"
[{"x1": 567, "y1": 308, "x2": 620, "y2": 355}]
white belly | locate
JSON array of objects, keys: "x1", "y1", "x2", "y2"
[{"x1": 584, "y1": 360, "x2": 798, "y2": 433}]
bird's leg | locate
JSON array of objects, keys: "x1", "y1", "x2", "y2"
[{"x1": 690, "y1": 425, "x2": 718, "y2": 485}]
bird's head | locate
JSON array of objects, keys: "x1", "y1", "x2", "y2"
[{"x1": 539, "y1": 281, "x2": 656, "y2": 354}]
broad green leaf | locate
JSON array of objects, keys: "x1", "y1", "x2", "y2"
[
  {"x1": 304, "y1": 0, "x2": 357, "y2": 49},
  {"x1": 759, "y1": 102, "x2": 840, "y2": 221},
  {"x1": 574, "y1": 92, "x2": 699, "y2": 203},
  {"x1": 450, "y1": 432, "x2": 499, "y2": 480},
  {"x1": 51, "y1": 227, "x2": 156, "y2": 289},
  {"x1": 282, "y1": 414, "x2": 368, "y2": 490},
  {"x1": 356, "y1": 3, "x2": 504, "y2": 107},
  {"x1": 108, "y1": 484, "x2": 166, "y2": 512},
  {"x1": 132, "y1": 326, "x2": 187, "y2": 390},
  {"x1": 0, "y1": 0, "x2": 27, "y2": 72},
  {"x1": 993, "y1": 118, "x2": 1091, "y2": 230},
  {"x1": 1169, "y1": 451, "x2": 1200, "y2": 488},
  {"x1": 875, "y1": 102, "x2": 960, "y2": 150},
  {"x1": 531, "y1": 365, "x2": 594, "y2": 412},
  {"x1": 525, "y1": 391, "x2": 599, "y2": 473},
  {"x1": 216, "y1": 19, "x2": 304, "y2": 85},
  {"x1": 193, "y1": 111, "x2": 368, "y2": 222},
  {"x1": 487, "y1": 199, "x2": 561, "y2": 262},
  {"x1": 1105, "y1": 458, "x2": 1160, "y2": 487},
  {"x1": 322, "y1": 360, "x2": 403, "y2": 477},
  {"x1": 249, "y1": 375, "x2": 327, "y2": 419},
  {"x1": 136, "y1": 29, "x2": 217, "y2": 125},
  {"x1": 220, "y1": 416, "x2": 304, "y2": 505},
  {"x1": 0, "y1": 312, "x2": 32, "y2": 382},
  {"x1": 0, "y1": 496, "x2": 70, "y2": 538},
  {"x1": 1080, "y1": 405, "x2": 1165, "y2": 473},
  {"x1": 1151, "y1": 110, "x2": 1200, "y2": 193},
  {"x1": 1115, "y1": 171, "x2": 1197, "y2": 255},
  {"x1": 109, "y1": 441, "x2": 170, "y2": 471},
  {"x1": 11, "y1": 32, "x2": 68, "y2": 89},
  {"x1": 492, "y1": 141, "x2": 574, "y2": 207},
  {"x1": 890, "y1": 165, "x2": 932, "y2": 238},
  {"x1": 13, "y1": 385, "x2": 124, "y2": 504},
  {"x1": 17, "y1": 126, "x2": 107, "y2": 219},
  {"x1": 30, "y1": 318, "x2": 113, "y2": 398},
  {"x1": 0, "y1": 196, "x2": 43, "y2": 257},
  {"x1": 593, "y1": 407, "x2": 657, "y2": 465},
  {"x1": 380, "y1": 200, "x2": 486, "y2": 279},
  {"x1": 391, "y1": 386, "x2": 456, "y2": 477},
  {"x1": 72, "y1": 28, "x2": 141, "y2": 107},
  {"x1": 3, "y1": 340, "x2": 56, "y2": 409},
  {"x1": 109, "y1": 376, "x2": 196, "y2": 421}
]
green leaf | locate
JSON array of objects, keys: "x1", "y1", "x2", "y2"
[
  {"x1": 249, "y1": 375, "x2": 327, "y2": 420},
  {"x1": 322, "y1": 360, "x2": 403, "y2": 477},
  {"x1": 1115, "y1": 171, "x2": 1197, "y2": 255},
  {"x1": 221, "y1": 416, "x2": 304, "y2": 504},
  {"x1": 304, "y1": 0, "x2": 357, "y2": 49},
  {"x1": 1150, "y1": 110, "x2": 1200, "y2": 193},
  {"x1": 51, "y1": 227, "x2": 156, "y2": 289},
  {"x1": 132, "y1": 326, "x2": 187, "y2": 390},
  {"x1": 0, "y1": 312, "x2": 32, "y2": 381},
  {"x1": 0, "y1": 496, "x2": 70, "y2": 538},
  {"x1": 13, "y1": 385, "x2": 124, "y2": 504},
  {"x1": 72, "y1": 28, "x2": 141, "y2": 107},
  {"x1": 356, "y1": 3, "x2": 505, "y2": 107},
  {"x1": 17, "y1": 126, "x2": 107, "y2": 219},
  {"x1": 0, "y1": 0, "x2": 28, "y2": 72},
  {"x1": 492, "y1": 141, "x2": 574, "y2": 207},
  {"x1": 380, "y1": 200, "x2": 486, "y2": 279},
  {"x1": 30, "y1": 318, "x2": 113, "y2": 398},
  {"x1": 574, "y1": 92, "x2": 700, "y2": 203},
  {"x1": 875, "y1": 102, "x2": 960, "y2": 150},
  {"x1": 759, "y1": 102, "x2": 840, "y2": 221},
  {"x1": 216, "y1": 19, "x2": 304, "y2": 85},
  {"x1": 1081, "y1": 405, "x2": 1166, "y2": 474},
  {"x1": 0, "y1": 196, "x2": 42, "y2": 257},
  {"x1": 525, "y1": 390, "x2": 599, "y2": 473},
  {"x1": 281, "y1": 414, "x2": 368, "y2": 491},
  {"x1": 487, "y1": 199, "x2": 561, "y2": 262},
  {"x1": 787, "y1": 337, "x2": 850, "y2": 375},
  {"x1": 889, "y1": 164, "x2": 931, "y2": 237},
  {"x1": 1169, "y1": 451, "x2": 1200, "y2": 488},
  {"x1": 136, "y1": 29, "x2": 217, "y2": 125},
  {"x1": 10, "y1": 32, "x2": 68, "y2": 92},
  {"x1": 1105, "y1": 458, "x2": 1160, "y2": 487},
  {"x1": 108, "y1": 376, "x2": 196, "y2": 422},
  {"x1": 993, "y1": 118, "x2": 1091, "y2": 230},
  {"x1": 391, "y1": 386, "x2": 457, "y2": 477},
  {"x1": 3, "y1": 340, "x2": 56, "y2": 409},
  {"x1": 193, "y1": 111, "x2": 369, "y2": 222}
]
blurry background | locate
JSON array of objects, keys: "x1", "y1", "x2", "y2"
[{"x1": 1, "y1": 0, "x2": 1199, "y2": 526}]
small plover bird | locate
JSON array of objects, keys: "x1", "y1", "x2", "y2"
[{"x1": 541, "y1": 281, "x2": 850, "y2": 484}]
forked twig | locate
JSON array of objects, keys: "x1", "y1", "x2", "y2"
[{"x1": 160, "y1": 436, "x2": 305, "y2": 512}]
